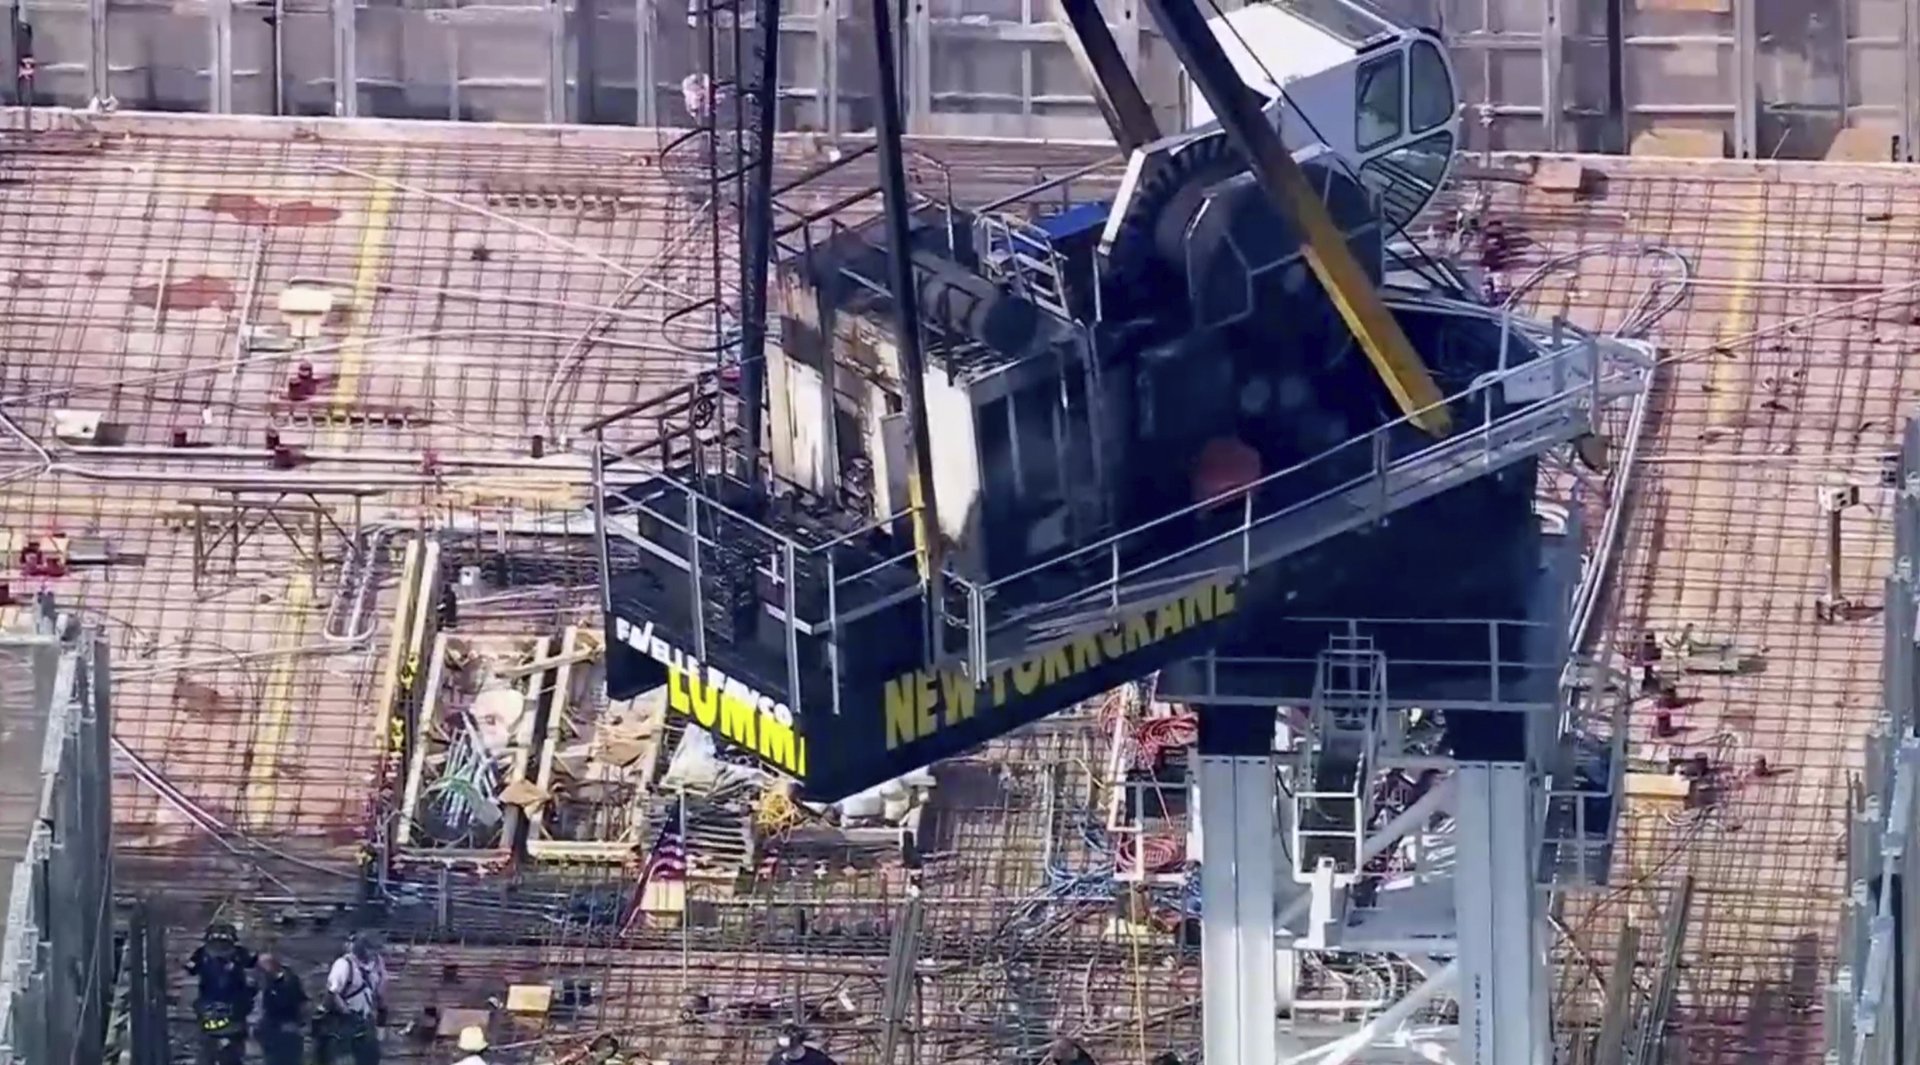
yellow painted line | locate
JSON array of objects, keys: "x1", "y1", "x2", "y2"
[
  {"x1": 1705, "y1": 208, "x2": 1766, "y2": 431},
  {"x1": 330, "y1": 148, "x2": 401, "y2": 438},
  {"x1": 244, "y1": 573, "x2": 314, "y2": 830}
]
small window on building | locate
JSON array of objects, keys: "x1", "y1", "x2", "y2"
[
  {"x1": 1408, "y1": 41, "x2": 1453, "y2": 134},
  {"x1": 1355, "y1": 52, "x2": 1404, "y2": 152}
]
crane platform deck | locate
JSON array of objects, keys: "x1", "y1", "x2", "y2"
[{"x1": 0, "y1": 108, "x2": 1906, "y2": 1062}]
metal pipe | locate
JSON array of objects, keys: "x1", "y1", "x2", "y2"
[{"x1": 867, "y1": 0, "x2": 946, "y2": 645}]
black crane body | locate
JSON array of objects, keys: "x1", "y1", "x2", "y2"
[{"x1": 595, "y1": 0, "x2": 1624, "y2": 801}]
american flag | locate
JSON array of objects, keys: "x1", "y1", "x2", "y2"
[{"x1": 622, "y1": 799, "x2": 688, "y2": 931}]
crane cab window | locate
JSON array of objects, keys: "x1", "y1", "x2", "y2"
[
  {"x1": 1408, "y1": 40, "x2": 1453, "y2": 134},
  {"x1": 1355, "y1": 52, "x2": 1403, "y2": 152}
]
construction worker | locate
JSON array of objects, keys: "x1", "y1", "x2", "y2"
[
  {"x1": 254, "y1": 953, "x2": 308, "y2": 1065},
  {"x1": 765, "y1": 1023, "x2": 836, "y2": 1065},
  {"x1": 317, "y1": 933, "x2": 388, "y2": 1065},
  {"x1": 186, "y1": 922, "x2": 257, "y2": 1065},
  {"x1": 1040, "y1": 1037, "x2": 1097, "y2": 1065},
  {"x1": 452, "y1": 1027, "x2": 489, "y2": 1065},
  {"x1": 187, "y1": 922, "x2": 258, "y2": 1010},
  {"x1": 585, "y1": 1034, "x2": 625, "y2": 1065}
]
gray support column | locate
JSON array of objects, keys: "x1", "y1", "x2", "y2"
[
  {"x1": 448, "y1": 26, "x2": 461, "y2": 119},
  {"x1": 88, "y1": 0, "x2": 109, "y2": 106},
  {"x1": 2, "y1": 0, "x2": 18, "y2": 106},
  {"x1": 1906, "y1": 0, "x2": 1919, "y2": 160},
  {"x1": 906, "y1": 0, "x2": 929, "y2": 131},
  {"x1": 211, "y1": 0, "x2": 234, "y2": 112},
  {"x1": 635, "y1": 0, "x2": 655, "y2": 124},
  {"x1": 1541, "y1": 0, "x2": 1563, "y2": 151},
  {"x1": 1731, "y1": 0, "x2": 1757, "y2": 157},
  {"x1": 333, "y1": 0, "x2": 357, "y2": 116},
  {"x1": 817, "y1": 0, "x2": 838, "y2": 134},
  {"x1": 546, "y1": 0, "x2": 567, "y2": 121}
]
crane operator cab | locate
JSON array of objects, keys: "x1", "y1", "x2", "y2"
[
  {"x1": 593, "y1": 21, "x2": 1649, "y2": 804},
  {"x1": 1187, "y1": 0, "x2": 1462, "y2": 231}
]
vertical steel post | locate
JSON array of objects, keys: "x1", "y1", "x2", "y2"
[
  {"x1": 737, "y1": 0, "x2": 781, "y2": 490},
  {"x1": 1604, "y1": 0, "x2": 1626, "y2": 154},
  {"x1": 635, "y1": 0, "x2": 657, "y2": 124},
  {"x1": 868, "y1": 0, "x2": 946, "y2": 656}
]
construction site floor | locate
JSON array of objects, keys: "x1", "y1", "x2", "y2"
[{"x1": 0, "y1": 110, "x2": 1907, "y2": 1063}]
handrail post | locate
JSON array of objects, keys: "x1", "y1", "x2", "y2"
[
  {"x1": 1241, "y1": 491, "x2": 1253, "y2": 572},
  {"x1": 784, "y1": 541, "x2": 802, "y2": 714},
  {"x1": 1110, "y1": 541, "x2": 1122, "y2": 611},
  {"x1": 826, "y1": 551, "x2": 842, "y2": 717},
  {"x1": 1373, "y1": 431, "x2": 1390, "y2": 520},
  {"x1": 685, "y1": 488, "x2": 707, "y2": 661},
  {"x1": 593, "y1": 429, "x2": 613, "y2": 615}
]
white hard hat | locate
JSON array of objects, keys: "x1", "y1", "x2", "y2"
[{"x1": 458, "y1": 1027, "x2": 490, "y2": 1053}]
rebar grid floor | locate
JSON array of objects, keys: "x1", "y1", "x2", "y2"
[
  {"x1": 0, "y1": 122, "x2": 722, "y2": 889},
  {"x1": 7, "y1": 110, "x2": 1906, "y2": 1063},
  {"x1": 1488, "y1": 159, "x2": 1920, "y2": 1063}
]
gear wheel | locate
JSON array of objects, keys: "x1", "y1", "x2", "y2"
[{"x1": 1104, "y1": 132, "x2": 1248, "y2": 306}]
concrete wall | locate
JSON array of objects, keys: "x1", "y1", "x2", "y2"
[{"x1": 4, "y1": 0, "x2": 1915, "y2": 159}]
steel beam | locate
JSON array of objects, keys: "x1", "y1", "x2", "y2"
[
  {"x1": 867, "y1": 0, "x2": 947, "y2": 634},
  {"x1": 1052, "y1": 0, "x2": 1160, "y2": 151},
  {"x1": 1140, "y1": 0, "x2": 1450, "y2": 435}
]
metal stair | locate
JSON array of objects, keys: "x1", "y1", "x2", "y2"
[{"x1": 974, "y1": 213, "x2": 1074, "y2": 321}]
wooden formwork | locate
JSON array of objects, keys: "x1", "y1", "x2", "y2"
[{"x1": 524, "y1": 629, "x2": 664, "y2": 864}]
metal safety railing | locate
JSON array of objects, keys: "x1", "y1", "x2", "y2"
[
  {"x1": 947, "y1": 320, "x2": 1655, "y2": 677},
  {"x1": 1161, "y1": 615, "x2": 1568, "y2": 714}
]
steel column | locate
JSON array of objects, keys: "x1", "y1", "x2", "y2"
[
  {"x1": 635, "y1": 0, "x2": 656, "y2": 124},
  {"x1": 1907, "y1": 0, "x2": 1920, "y2": 160},
  {"x1": 905, "y1": 0, "x2": 931, "y2": 130},
  {"x1": 1052, "y1": 0, "x2": 1161, "y2": 151},
  {"x1": 546, "y1": 0, "x2": 568, "y2": 122},
  {"x1": 1605, "y1": 0, "x2": 1626, "y2": 154},
  {"x1": 1197, "y1": 753, "x2": 1278, "y2": 1065},
  {"x1": 1732, "y1": 0, "x2": 1758, "y2": 157},
  {"x1": 2, "y1": 0, "x2": 18, "y2": 107},
  {"x1": 87, "y1": 0, "x2": 108, "y2": 106},
  {"x1": 332, "y1": 0, "x2": 358, "y2": 116},
  {"x1": 1541, "y1": 0, "x2": 1563, "y2": 151},
  {"x1": 210, "y1": 0, "x2": 234, "y2": 111},
  {"x1": 816, "y1": 0, "x2": 838, "y2": 133},
  {"x1": 867, "y1": 0, "x2": 947, "y2": 640},
  {"x1": 1452, "y1": 763, "x2": 1548, "y2": 1065}
]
